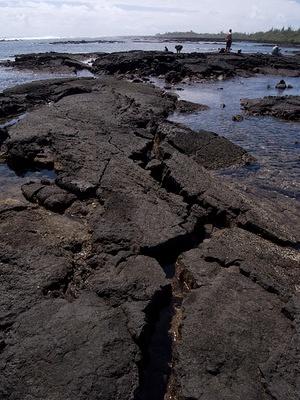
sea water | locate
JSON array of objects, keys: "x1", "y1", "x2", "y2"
[{"x1": 163, "y1": 76, "x2": 300, "y2": 201}]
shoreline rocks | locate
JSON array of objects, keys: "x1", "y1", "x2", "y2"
[
  {"x1": 0, "y1": 74, "x2": 299, "y2": 399},
  {"x1": 2, "y1": 52, "x2": 102, "y2": 73},
  {"x1": 92, "y1": 50, "x2": 300, "y2": 81},
  {"x1": 241, "y1": 95, "x2": 300, "y2": 121},
  {"x1": 4, "y1": 50, "x2": 300, "y2": 82},
  {"x1": 49, "y1": 39, "x2": 125, "y2": 45}
]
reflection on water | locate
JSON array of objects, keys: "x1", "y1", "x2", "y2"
[
  {"x1": 0, "y1": 67, "x2": 72, "y2": 92},
  {"x1": 0, "y1": 163, "x2": 56, "y2": 201},
  {"x1": 161, "y1": 75, "x2": 300, "y2": 201}
]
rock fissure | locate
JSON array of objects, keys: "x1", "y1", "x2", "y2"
[{"x1": 0, "y1": 72, "x2": 299, "y2": 399}]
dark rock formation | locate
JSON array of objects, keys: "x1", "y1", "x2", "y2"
[
  {"x1": 275, "y1": 79, "x2": 287, "y2": 89},
  {"x1": 0, "y1": 77, "x2": 95, "y2": 120},
  {"x1": 22, "y1": 181, "x2": 77, "y2": 212},
  {"x1": 232, "y1": 114, "x2": 244, "y2": 121},
  {"x1": 3, "y1": 52, "x2": 100, "y2": 73},
  {"x1": 92, "y1": 51, "x2": 300, "y2": 82},
  {"x1": 175, "y1": 229, "x2": 300, "y2": 399},
  {"x1": 0, "y1": 76, "x2": 299, "y2": 399},
  {"x1": 241, "y1": 95, "x2": 300, "y2": 121},
  {"x1": 157, "y1": 121, "x2": 253, "y2": 169},
  {"x1": 275, "y1": 79, "x2": 293, "y2": 90},
  {"x1": 176, "y1": 100, "x2": 209, "y2": 113},
  {"x1": 0, "y1": 127, "x2": 8, "y2": 144},
  {"x1": 50, "y1": 40, "x2": 125, "y2": 45},
  {"x1": 165, "y1": 70, "x2": 184, "y2": 83},
  {"x1": 5, "y1": 51, "x2": 300, "y2": 85}
]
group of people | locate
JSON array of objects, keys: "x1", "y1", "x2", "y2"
[
  {"x1": 164, "y1": 30, "x2": 283, "y2": 56},
  {"x1": 226, "y1": 29, "x2": 282, "y2": 56}
]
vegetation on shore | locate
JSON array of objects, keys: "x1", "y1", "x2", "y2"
[{"x1": 156, "y1": 27, "x2": 300, "y2": 44}]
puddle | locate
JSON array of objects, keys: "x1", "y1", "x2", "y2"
[
  {"x1": 0, "y1": 66, "x2": 73, "y2": 92},
  {"x1": 0, "y1": 114, "x2": 27, "y2": 129},
  {"x1": 154, "y1": 75, "x2": 300, "y2": 201},
  {"x1": 0, "y1": 163, "x2": 56, "y2": 201},
  {"x1": 75, "y1": 69, "x2": 95, "y2": 78}
]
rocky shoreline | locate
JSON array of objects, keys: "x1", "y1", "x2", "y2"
[
  {"x1": 241, "y1": 95, "x2": 300, "y2": 121},
  {"x1": 3, "y1": 50, "x2": 300, "y2": 79},
  {"x1": 0, "y1": 52, "x2": 300, "y2": 399}
]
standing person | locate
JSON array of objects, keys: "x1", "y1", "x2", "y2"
[{"x1": 226, "y1": 29, "x2": 232, "y2": 52}]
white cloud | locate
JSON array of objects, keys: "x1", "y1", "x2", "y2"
[{"x1": 0, "y1": 0, "x2": 299, "y2": 38}]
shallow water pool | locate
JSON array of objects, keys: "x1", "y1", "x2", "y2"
[
  {"x1": 0, "y1": 163, "x2": 56, "y2": 201},
  {"x1": 160, "y1": 75, "x2": 300, "y2": 201}
]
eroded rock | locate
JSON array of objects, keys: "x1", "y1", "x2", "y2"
[
  {"x1": 1, "y1": 75, "x2": 299, "y2": 400},
  {"x1": 92, "y1": 51, "x2": 300, "y2": 82},
  {"x1": 241, "y1": 95, "x2": 300, "y2": 121}
]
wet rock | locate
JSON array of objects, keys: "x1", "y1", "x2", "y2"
[
  {"x1": 241, "y1": 95, "x2": 300, "y2": 121},
  {"x1": 132, "y1": 78, "x2": 143, "y2": 83},
  {"x1": 165, "y1": 70, "x2": 183, "y2": 84},
  {"x1": 275, "y1": 79, "x2": 287, "y2": 89},
  {"x1": 160, "y1": 151, "x2": 299, "y2": 245},
  {"x1": 157, "y1": 121, "x2": 253, "y2": 169},
  {"x1": 4, "y1": 52, "x2": 97, "y2": 73},
  {"x1": 176, "y1": 100, "x2": 209, "y2": 113},
  {"x1": 232, "y1": 114, "x2": 244, "y2": 122},
  {"x1": 92, "y1": 51, "x2": 300, "y2": 82}
]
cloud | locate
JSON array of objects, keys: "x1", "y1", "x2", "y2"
[
  {"x1": 0, "y1": 0, "x2": 299, "y2": 38},
  {"x1": 115, "y1": 4, "x2": 194, "y2": 13}
]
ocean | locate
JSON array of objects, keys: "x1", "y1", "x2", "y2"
[{"x1": 0, "y1": 36, "x2": 298, "y2": 62}]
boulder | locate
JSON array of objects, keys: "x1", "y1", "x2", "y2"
[{"x1": 275, "y1": 79, "x2": 287, "y2": 89}]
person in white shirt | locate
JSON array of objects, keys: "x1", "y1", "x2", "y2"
[{"x1": 272, "y1": 45, "x2": 281, "y2": 56}]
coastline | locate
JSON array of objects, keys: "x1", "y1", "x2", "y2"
[
  {"x1": 0, "y1": 50, "x2": 300, "y2": 399},
  {"x1": 153, "y1": 36, "x2": 300, "y2": 46}
]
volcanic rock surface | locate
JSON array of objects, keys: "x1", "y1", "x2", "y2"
[
  {"x1": 0, "y1": 77, "x2": 96, "y2": 121},
  {"x1": 0, "y1": 76, "x2": 299, "y2": 400},
  {"x1": 92, "y1": 50, "x2": 300, "y2": 80},
  {"x1": 5, "y1": 50, "x2": 300, "y2": 82},
  {"x1": 241, "y1": 95, "x2": 300, "y2": 121},
  {"x1": 2, "y1": 52, "x2": 100, "y2": 73}
]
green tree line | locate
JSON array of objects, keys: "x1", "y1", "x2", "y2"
[{"x1": 156, "y1": 28, "x2": 300, "y2": 44}]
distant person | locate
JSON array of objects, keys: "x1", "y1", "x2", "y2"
[
  {"x1": 225, "y1": 29, "x2": 232, "y2": 52},
  {"x1": 175, "y1": 45, "x2": 183, "y2": 54},
  {"x1": 164, "y1": 46, "x2": 169, "y2": 52},
  {"x1": 272, "y1": 44, "x2": 281, "y2": 56}
]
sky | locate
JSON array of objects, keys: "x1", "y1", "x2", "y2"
[{"x1": 0, "y1": 0, "x2": 299, "y2": 38}]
